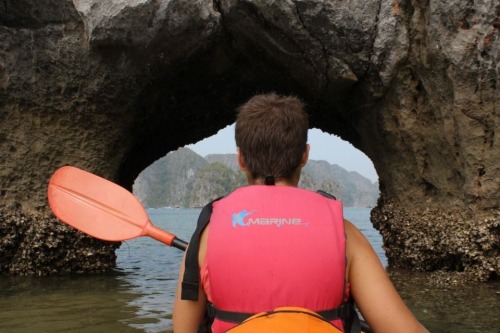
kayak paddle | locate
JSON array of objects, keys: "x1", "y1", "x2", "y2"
[{"x1": 47, "y1": 166, "x2": 188, "y2": 250}]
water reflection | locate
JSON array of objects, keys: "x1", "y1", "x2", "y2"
[
  {"x1": 389, "y1": 269, "x2": 500, "y2": 333},
  {"x1": 114, "y1": 242, "x2": 182, "y2": 333},
  {"x1": 0, "y1": 273, "x2": 145, "y2": 333}
]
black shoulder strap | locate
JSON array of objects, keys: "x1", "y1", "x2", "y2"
[
  {"x1": 181, "y1": 197, "x2": 223, "y2": 301},
  {"x1": 317, "y1": 190, "x2": 337, "y2": 200},
  {"x1": 343, "y1": 296, "x2": 363, "y2": 333}
]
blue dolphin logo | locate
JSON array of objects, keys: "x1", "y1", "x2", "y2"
[{"x1": 232, "y1": 210, "x2": 254, "y2": 228}]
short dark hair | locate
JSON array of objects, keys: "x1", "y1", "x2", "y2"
[{"x1": 235, "y1": 92, "x2": 308, "y2": 181}]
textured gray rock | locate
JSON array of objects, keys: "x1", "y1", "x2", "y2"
[{"x1": 0, "y1": 0, "x2": 498, "y2": 281}]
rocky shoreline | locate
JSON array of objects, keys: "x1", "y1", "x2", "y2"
[{"x1": 1, "y1": 200, "x2": 497, "y2": 284}]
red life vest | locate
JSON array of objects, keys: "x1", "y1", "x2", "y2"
[{"x1": 202, "y1": 186, "x2": 347, "y2": 332}]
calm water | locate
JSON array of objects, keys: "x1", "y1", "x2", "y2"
[{"x1": 0, "y1": 208, "x2": 498, "y2": 333}]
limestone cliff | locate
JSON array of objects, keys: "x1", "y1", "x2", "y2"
[
  {"x1": 0, "y1": 0, "x2": 498, "y2": 281},
  {"x1": 132, "y1": 148, "x2": 379, "y2": 208}
]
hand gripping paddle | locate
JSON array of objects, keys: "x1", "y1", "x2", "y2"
[{"x1": 47, "y1": 166, "x2": 187, "y2": 250}]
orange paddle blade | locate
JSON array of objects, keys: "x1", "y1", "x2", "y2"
[{"x1": 47, "y1": 166, "x2": 177, "y2": 246}]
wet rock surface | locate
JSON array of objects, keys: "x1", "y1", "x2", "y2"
[
  {"x1": 0, "y1": 208, "x2": 119, "y2": 276},
  {"x1": 0, "y1": 1, "x2": 498, "y2": 280}
]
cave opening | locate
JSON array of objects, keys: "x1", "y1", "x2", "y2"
[
  {"x1": 116, "y1": 43, "x2": 372, "y2": 195},
  {"x1": 131, "y1": 122, "x2": 379, "y2": 210}
]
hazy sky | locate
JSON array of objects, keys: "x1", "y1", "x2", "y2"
[{"x1": 187, "y1": 124, "x2": 378, "y2": 183}]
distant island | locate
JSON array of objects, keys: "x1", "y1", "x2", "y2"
[{"x1": 133, "y1": 148, "x2": 380, "y2": 208}]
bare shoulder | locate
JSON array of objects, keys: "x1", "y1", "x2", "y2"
[
  {"x1": 344, "y1": 219, "x2": 364, "y2": 242},
  {"x1": 344, "y1": 219, "x2": 375, "y2": 274}
]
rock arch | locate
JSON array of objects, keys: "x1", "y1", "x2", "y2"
[{"x1": 0, "y1": 0, "x2": 498, "y2": 281}]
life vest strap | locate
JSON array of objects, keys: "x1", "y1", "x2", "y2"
[
  {"x1": 181, "y1": 197, "x2": 223, "y2": 301},
  {"x1": 207, "y1": 302, "x2": 351, "y2": 323}
]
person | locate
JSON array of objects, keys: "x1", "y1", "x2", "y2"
[{"x1": 173, "y1": 92, "x2": 428, "y2": 333}]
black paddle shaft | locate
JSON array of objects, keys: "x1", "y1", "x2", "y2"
[{"x1": 172, "y1": 237, "x2": 188, "y2": 251}]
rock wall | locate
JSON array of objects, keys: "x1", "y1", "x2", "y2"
[{"x1": 0, "y1": 0, "x2": 498, "y2": 281}]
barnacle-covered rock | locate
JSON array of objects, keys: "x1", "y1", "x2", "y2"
[
  {"x1": 372, "y1": 196, "x2": 499, "y2": 283},
  {"x1": 0, "y1": 208, "x2": 119, "y2": 276}
]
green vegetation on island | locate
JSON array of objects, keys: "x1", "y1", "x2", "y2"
[{"x1": 133, "y1": 148, "x2": 379, "y2": 208}]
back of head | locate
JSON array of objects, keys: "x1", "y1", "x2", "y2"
[{"x1": 235, "y1": 92, "x2": 308, "y2": 182}]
